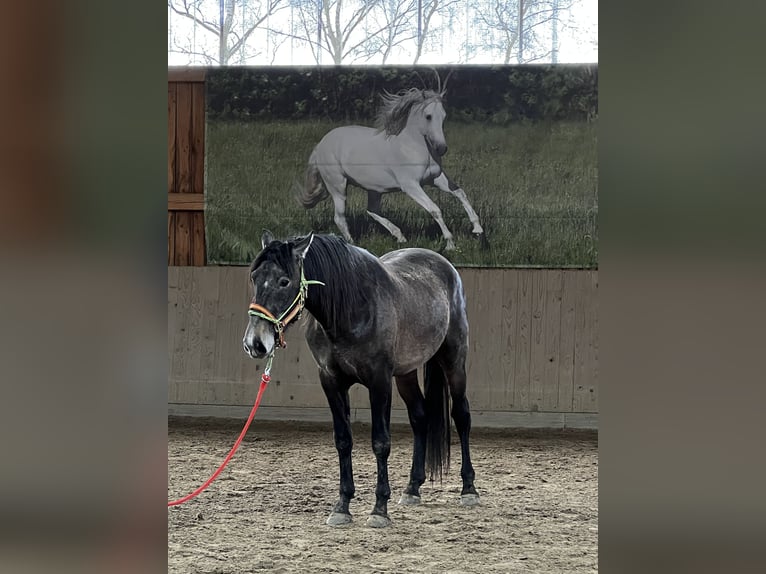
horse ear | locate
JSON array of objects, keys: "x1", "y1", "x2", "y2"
[
  {"x1": 293, "y1": 232, "x2": 314, "y2": 260},
  {"x1": 261, "y1": 230, "x2": 275, "y2": 250},
  {"x1": 442, "y1": 69, "x2": 454, "y2": 96}
]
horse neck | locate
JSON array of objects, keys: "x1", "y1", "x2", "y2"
[
  {"x1": 301, "y1": 241, "x2": 375, "y2": 338},
  {"x1": 399, "y1": 120, "x2": 427, "y2": 145}
]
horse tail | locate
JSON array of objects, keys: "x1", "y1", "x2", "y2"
[
  {"x1": 424, "y1": 358, "x2": 451, "y2": 482},
  {"x1": 297, "y1": 152, "x2": 328, "y2": 209}
]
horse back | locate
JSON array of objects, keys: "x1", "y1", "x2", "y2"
[{"x1": 380, "y1": 248, "x2": 467, "y2": 373}]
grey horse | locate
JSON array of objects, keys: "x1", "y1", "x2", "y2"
[{"x1": 243, "y1": 231, "x2": 480, "y2": 528}]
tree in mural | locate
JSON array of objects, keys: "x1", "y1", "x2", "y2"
[
  {"x1": 167, "y1": 0, "x2": 594, "y2": 65},
  {"x1": 168, "y1": 0, "x2": 287, "y2": 65},
  {"x1": 289, "y1": 0, "x2": 383, "y2": 65},
  {"x1": 359, "y1": 0, "x2": 417, "y2": 64},
  {"x1": 412, "y1": 0, "x2": 461, "y2": 64},
  {"x1": 470, "y1": 0, "x2": 575, "y2": 64}
]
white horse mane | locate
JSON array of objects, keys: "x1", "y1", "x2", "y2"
[{"x1": 374, "y1": 88, "x2": 443, "y2": 136}]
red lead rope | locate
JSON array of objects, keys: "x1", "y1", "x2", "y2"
[{"x1": 168, "y1": 372, "x2": 270, "y2": 507}]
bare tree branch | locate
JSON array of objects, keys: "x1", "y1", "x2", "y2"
[
  {"x1": 168, "y1": 0, "x2": 286, "y2": 65},
  {"x1": 169, "y1": 1, "x2": 220, "y2": 36}
]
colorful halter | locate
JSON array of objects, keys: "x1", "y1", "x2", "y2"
[{"x1": 247, "y1": 265, "x2": 324, "y2": 348}]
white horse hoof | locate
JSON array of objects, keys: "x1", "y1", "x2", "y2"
[
  {"x1": 460, "y1": 493, "x2": 481, "y2": 507},
  {"x1": 366, "y1": 514, "x2": 391, "y2": 528},
  {"x1": 398, "y1": 494, "x2": 421, "y2": 506},
  {"x1": 445, "y1": 240, "x2": 456, "y2": 251},
  {"x1": 326, "y1": 512, "x2": 353, "y2": 527}
]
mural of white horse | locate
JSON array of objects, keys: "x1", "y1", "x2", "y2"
[{"x1": 297, "y1": 84, "x2": 484, "y2": 251}]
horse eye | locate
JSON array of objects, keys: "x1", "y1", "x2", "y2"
[
  {"x1": 426, "y1": 114, "x2": 432, "y2": 121},
  {"x1": 278, "y1": 277, "x2": 290, "y2": 288}
]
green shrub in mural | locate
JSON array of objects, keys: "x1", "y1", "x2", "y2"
[{"x1": 205, "y1": 65, "x2": 597, "y2": 267}]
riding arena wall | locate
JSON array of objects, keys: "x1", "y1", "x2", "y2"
[{"x1": 168, "y1": 68, "x2": 598, "y2": 429}]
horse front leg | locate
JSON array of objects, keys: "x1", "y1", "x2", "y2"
[
  {"x1": 433, "y1": 173, "x2": 484, "y2": 236},
  {"x1": 367, "y1": 379, "x2": 393, "y2": 527},
  {"x1": 401, "y1": 183, "x2": 456, "y2": 251},
  {"x1": 320, "y1": 372, "x2": 355, "y2": 526}
]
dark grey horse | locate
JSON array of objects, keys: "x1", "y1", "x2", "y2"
[{"x1": 243, "y1": 231, "x2": 479, "y2": 528}]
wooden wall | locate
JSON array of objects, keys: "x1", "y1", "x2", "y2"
[
  {"x1": 168, "y1": 266, "x2": 598, "y2": 428},
  {"x1": 168, "y1": 69, "x2": 206, "y2": 265}
]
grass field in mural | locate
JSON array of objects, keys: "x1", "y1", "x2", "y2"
[{"x1": 205, "y1": 118, "x2": 597, "y2": 267}]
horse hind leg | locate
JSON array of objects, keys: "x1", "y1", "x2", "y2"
[
  {"x1": 365, "y1": 191, "x2": 407, "y2": 243},
  {"x1": 367, "y1": 211, "x2": 407, "y2": 243},
  {"x1": 443, "y1": 360, "x2": 479, "y2": 506},
  {"x1": 318, "y1": 168, "x2": 353, "y2": 243},
  {"x1": 394, "y1": 370, "x2": 427, "y2": 504}
]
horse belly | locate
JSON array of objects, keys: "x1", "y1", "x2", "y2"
[
  {"x1": 343, "y1": 151, "x2": 399, "y2": 193},
  {"x1": 392, "y1": 298, "x2": 450, "y2": 375}
]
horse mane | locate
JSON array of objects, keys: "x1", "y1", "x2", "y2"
[
  {"x1": 254, "y1": 234, "x2": 387, "y2": 337},
  {"x1": 375, "y1": 88, "x2": 443, "y2": 136}
]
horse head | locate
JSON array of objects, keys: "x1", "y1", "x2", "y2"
[
  {"x1": 243, "y1": 231, "x2": 314, "y2": 358},
  {"x1": 416, "y1": 91, "x2": 448, "y2": 157}
]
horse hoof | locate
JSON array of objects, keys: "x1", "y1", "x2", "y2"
[
  {"x1": 366, "y1": 514, "x2": 391, "y2": 528},
  {"x1": 460, "y1": 493, "x2": 481, "y2": 507},
  {"x1": 326, "y1": 512, "x2": 353, "y2": 527},
  {"x1": 445, "y1": 241, "x2": 456, "y2": 251},
  {"x1": 398, "y1": 494, "x2": 421, "y2": 506}
]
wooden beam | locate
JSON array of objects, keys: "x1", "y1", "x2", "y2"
[
  {"x1": 168, "y1": 67, "x2": 207, "y2": 82},
  {"x1": 168, "y1": 193, "x2": 204, "y2": 211}
]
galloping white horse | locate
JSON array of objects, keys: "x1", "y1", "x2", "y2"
[{"x1": 297, "y1": 85, "x2": 484, "y2": 251}]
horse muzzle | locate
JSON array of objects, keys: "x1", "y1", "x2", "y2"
[
  {"x1": 426, "y1": 136, "x2": 448, "y2": 157},
  {"x1": 242, "y1": 323, "x2": 275, "y2": 359}
]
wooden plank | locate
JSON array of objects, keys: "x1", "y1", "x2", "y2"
[
  {"x1": 461, "y1": 269, "x2": 481, "y2": 405},
  {"x1": 198, "y1": 268, "x2": 220, "y2": 380},
  {"x1": 175, "y1": 82, "x2": 193, "y2": 195},
  {"x1": 167, "y1": 83, "x2": 177, "y2": 193},
  {"x1": 191, "y1": 211, "x2": 206, "y2": 265},
  {"x1": 168, "y1": 193, "x2": 205, "y2": 211},
  {"x1": 168, "y1": 68, "x2": 207, "y2": 82},
  {"x1": 542, "y1": 270, "x2": 563, "y2": 411},
  {"x1": 558, "y1": 271, "x2": 577, "y2": 411},
  {"x1": 513, "y1": 269, "x2": 532, "y2": 410},
  {"x1": 572, "y1": 271, "x2": 588, "y2": 411},
  {"x1": 500, "y1": 269, "x2": 518, "y2": 410},
  {"x1": 573, "y1": 271, "x2": 598, "y2": 412},
  {"x1": 528, "y1": 270, "x2": 547, "y2": 411},
  {"x1": 482, "y1": 269, "x2": 505, "y2": 409},
  {"x1": 214, "y1": 267, "x2": 249, "y2": 383},
  {"x1": 184, "y1": 268, "x2": 203, "y2": 383},
  {"x1": 171, "y1": 268, "x2": 192, "y2": 380},
  {"x1": 173, "y1": 211, "x2": 192, "y2": 265},
  {"x1": 167, "y1": 267, "x2": 179, "y2": 389},
  {"x1": 590, "y1": 271, "x2": 599, "y2": 412},
  {"x1": 191, "y1": 82, "x2": 205, "y2": 195},
  {"x1": 167, "y1": 212, "x2": 175, "y2": 266}
]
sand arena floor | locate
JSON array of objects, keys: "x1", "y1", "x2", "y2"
[{"x1": 168, "y1": 418, "x2": 597, "y2": 573}]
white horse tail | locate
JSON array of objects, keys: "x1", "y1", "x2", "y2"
[{"x1": 297, "y1": 151, "x2": 328, "y2": 209}]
